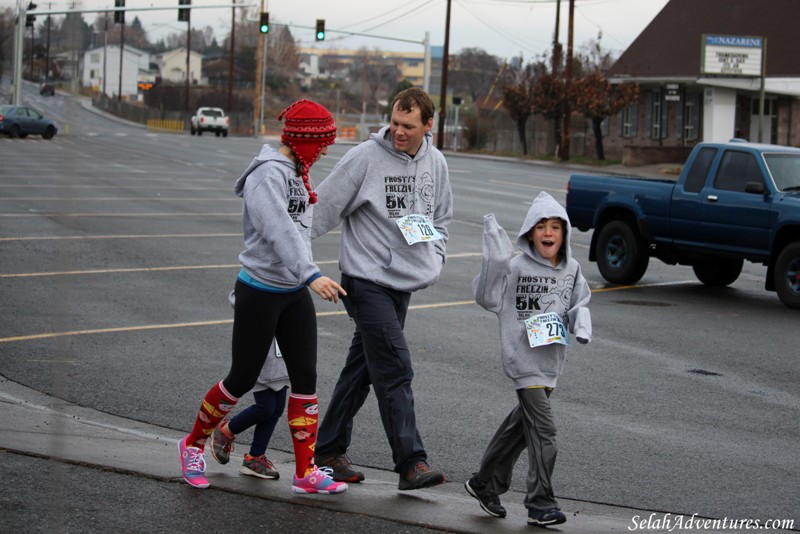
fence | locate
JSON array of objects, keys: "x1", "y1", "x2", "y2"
[{"x1": 146, "y1": 119, "x2": 185, "y2": 133}]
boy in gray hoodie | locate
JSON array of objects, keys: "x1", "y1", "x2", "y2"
[{"x1": 466, "y1": 191, "x2": 592, "y2": 527}]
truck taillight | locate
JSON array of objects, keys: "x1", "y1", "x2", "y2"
[
  {"x1": 200, "y1": 117, "x2": 205, "y2": 124},
  {"x1": 225, "y1": 117, "x2": 230, "y2": 126}
]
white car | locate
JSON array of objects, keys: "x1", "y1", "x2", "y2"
[{"x1": 190, "y1": 107, "x2": 229, "y2": 137}]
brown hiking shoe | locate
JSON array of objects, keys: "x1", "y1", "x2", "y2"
[
  {"x1": 314, "y1": 453, "x2": 365, "y2": 483},
  {"x1": 398, "y1": 460, "x2": 445, "y2": 490}
]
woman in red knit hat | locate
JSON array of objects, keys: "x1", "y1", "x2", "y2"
[{"x1": 177, "y1": 99, "x2": 349, "y2": 495}]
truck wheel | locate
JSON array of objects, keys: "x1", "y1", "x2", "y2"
[
  {"x1": 774, "y1": 242, "x2": 800, "y2": 309},
  {"x1": 222, "y1": 130, "x2": 228, "y2": 138},
  {"x1": 692, "y1": 258, "x2": 743, "y2": 287},
  {"x1": 197, "y1": 129, "x2": 202, "y2": 136},
  {"x1": 595, "y1": 220, "x2": 649, "y2": 284},
  {"x1": 215, "y1": 130, "x2": 220, "y2": 137},
  {"x1": 190, "y1": 127, "x2": 196, "y2": 135}
]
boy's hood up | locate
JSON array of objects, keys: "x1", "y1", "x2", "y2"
[{"x1": 515, "y1": 191, "x2": 573, "y2": 266}]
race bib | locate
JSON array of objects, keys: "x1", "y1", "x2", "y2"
[
  {"x1": 524, "y1": 312, "x2": 569, "y2": 348},
  {"x1": 396, "y1": 214, "x2": 444, "y2": 245}
]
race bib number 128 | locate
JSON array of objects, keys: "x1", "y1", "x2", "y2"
[{"x1": 396, "y1": 214, "x2": 444, "y2": 245}]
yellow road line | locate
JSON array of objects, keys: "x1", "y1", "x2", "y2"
[
  {"x1": 0, "y1": 212, "x2": 239, "y2": 218},
  {"x1": 0, "y1": 253, "x2": 482, "y2": 278},
  {"x1": 0, "y1": 233, "x2": 241, "y2": 242},
  {"x1": 0, "y1": 281, "x2": 696, "y2": 345}
]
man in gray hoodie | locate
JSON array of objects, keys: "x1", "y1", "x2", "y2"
[{"x1": 310, "y1": 88, "x2": 453, "y2": 490}]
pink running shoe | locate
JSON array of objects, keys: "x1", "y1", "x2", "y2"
[
  {"x1": 178, "y1": 437, "x2": 209, "y2": 489},
  {"x1": 292, "y1": 466, "x2": 348, "y2": 494}
]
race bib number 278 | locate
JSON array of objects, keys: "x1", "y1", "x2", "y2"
[{"x1": 524, "y1": 312, "x2": 569, "y2": 348}]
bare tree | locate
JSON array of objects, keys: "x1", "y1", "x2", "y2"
[
  {"x1": 501, "y1": 62, "x2": 537, "y2": 155},
  {"x1": 449, "y1": 47, "x2": 504, "y2": 104},
  {"x1": 572, "y1": 35, "x2": 639, "y2": 160}
]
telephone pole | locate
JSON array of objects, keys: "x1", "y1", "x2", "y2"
[
  {"x1": 436, "y1": 0, "x2": 452, "y2": 150},
  {"x1": 559, "y1": 0, "x2": 574, "y2": 161}
]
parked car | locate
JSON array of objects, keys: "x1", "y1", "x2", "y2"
[
  {"x1": 566, "y1": 139, "x2": 800, "y2": 309},
  {"x1": 39, "y1": 84, "x2": 55, "y2": 96},
  {"x1": 190, "y1": 107, "x2": 229, "y2": 137},
  {"x1": 0, "y1": 105, "x2": 58, "y2": 139}
]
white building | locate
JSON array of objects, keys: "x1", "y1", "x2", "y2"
[
  {"x1": 154, "y1": 48, "x2": 205, "y2": 85},
  {"x1": 82, "y1": 45, "x2": 150, "y2": 98}
]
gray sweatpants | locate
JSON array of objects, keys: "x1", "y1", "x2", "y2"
[{"x1": 472, "y1": 387, "x2": 558, "y2": 511}]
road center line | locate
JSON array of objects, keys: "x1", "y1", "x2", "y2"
[{"x1": 0, "y1": 281, "x2": 696, "y2": 344}]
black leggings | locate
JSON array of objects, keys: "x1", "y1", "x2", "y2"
[{"x1": 223, "y1": 280, "x2": 317, "y2": 397}]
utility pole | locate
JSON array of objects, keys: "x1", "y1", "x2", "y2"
[
  {"x1": 44, "y1": 9, "x2": 51, "y2": 85},
  {"x1": 436, "y1": 0, "x2": 452, "y2": 150},
  {"x1": 118, "y1": 21, "x2": 124, "y2": 102},
  {"x1": 102, "y1": 14, "x2": 107, "y2": 96},
  {"x1": 227, "y1": 0, "x2": 235, "y2": 112},
  {"x1": 552, "y1": 0, "x2": 562, "y2": 156},
  {"x1": 185, "y1": 14, "x2": 191, "y2": 112},
  {"x1": 559, "y1": 0, "x2": 574, "y2": 161},
  {"x1": 254, "y1": 0, "x2": 266, "y2": 137}
]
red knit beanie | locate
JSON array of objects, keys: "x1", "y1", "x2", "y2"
[{"x1": 278, "y1": 99, "x2": 337, "y2": 204}]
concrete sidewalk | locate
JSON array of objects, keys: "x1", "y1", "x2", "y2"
[{"x1": 0, "y1": 374, "x2": 675, "y2": 533}]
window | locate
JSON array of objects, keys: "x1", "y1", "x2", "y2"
[
  {"x1": 683, "y1": 147, "x2": 717, "y2": 193},
  {"x1": 714, "y1": 151, "x2": 763, "y2": 192},
  {"x1": 683, "y1": 93, "x2": 700, "y2": 141},
  {"x1": 647, "y1": 90, "x2": 668, "y2": 139},
  {"x1": 91, "y1": 52, "x2": 101, "y2": 63},
  {"x1": 618, "y1": 103, "x2": 638, "y2": 138},
  {"x1": 764, "y1": 153, "x2": 800, "y2": 191}
]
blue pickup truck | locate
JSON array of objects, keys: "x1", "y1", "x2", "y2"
[{"x1": 566, "y1": 139, "x2": 800, "y2": 308}]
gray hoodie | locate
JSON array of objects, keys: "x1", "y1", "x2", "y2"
[
  {"x1": 310, "y1": 126, "x2": 453, "y2": 292},
  {"x1": 472, "y1": 192, "x2": 592, "y2": 389},
  {"x1": 233, "y1": 144, "x2": 320, "y2": 289}
]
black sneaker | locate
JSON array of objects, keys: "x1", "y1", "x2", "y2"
[
  {"x1": 527, "y1": 508, "x2": 566, "y2": 526},
  {"x1": 398, "y1": 461, "x2": 445, "y2": 490},
  {"x1": 314, "y1": 452, "x2": 365, "y2": 483},
  {"x1": 464, "y1": 476, "x2": 506, "y2": 518}
]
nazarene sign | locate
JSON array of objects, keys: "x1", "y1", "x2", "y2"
[{"x1": 701, "y1": 35, "x2": 763, "y2": 77}]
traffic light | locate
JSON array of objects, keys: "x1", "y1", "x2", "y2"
[
  {"x1": 178, "y1": 0, "x2": 191, "y2": 22},
  {"x1": 259, "y1": 12, "x2": 269, "y2": 34},
  {"x1": 315, "y1": 19, "x2": 325, "y2": 41},
  {"x1": 25, "y1": 2, "x2": 37, "y2": 27},
  {"x1": 114, "y1": 0, "x2": 125, "y2": 24}
]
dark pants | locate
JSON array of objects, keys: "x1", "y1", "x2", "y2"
[
  {"x1": 224, "y1": 280, "x2": 317, "y2": 397},
  {"x1": 228, "y1": 387, "x2": 288, "y2": 457},
  {"x1": 471, "y1": 387, "x2": 559, "y2": 511},
  {"x1": 316, "y1": 274, "x2": 426, "y2": 473}
]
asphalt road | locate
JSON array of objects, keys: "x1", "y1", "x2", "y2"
[{"x1": 1, "y1": 86, "x2": 798, "y2": 531}]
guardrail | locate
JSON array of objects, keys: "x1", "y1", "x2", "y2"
[{"x1": 146, "y1": 119, "x2": 186, "y2": 133}]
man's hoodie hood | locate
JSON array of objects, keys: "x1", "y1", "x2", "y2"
[
  {"x1": 369, "y1": 125, "x2": 434, "y2": 162},
  {"x1": 516, "y1": 191, "x2": 572, "y2": 268}
]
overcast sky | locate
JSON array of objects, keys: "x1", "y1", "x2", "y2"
[{"x1": 8, "y1": 0, "x2": 671, "y2": 60}]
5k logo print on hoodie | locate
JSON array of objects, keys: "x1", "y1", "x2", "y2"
[
  {"x1": 384, "y1": 172, "x2": 435, "y2": 219},
  {"x1": 515, "y1": 274, "x2": 575, "y2": 320}
]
